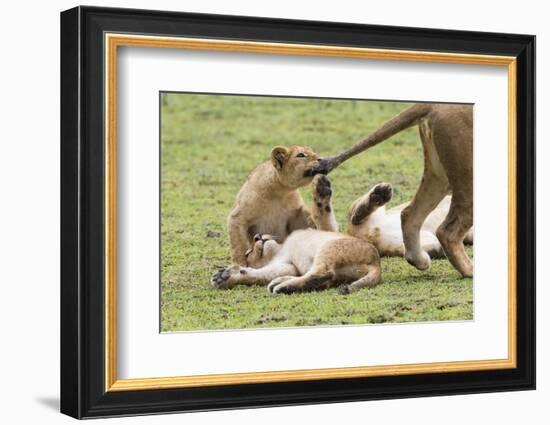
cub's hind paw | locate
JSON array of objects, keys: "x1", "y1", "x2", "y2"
[
  {"x1": 269, "y1": 278, "x2": 302, "y2": 294},
  {"x1": 267, "y1": 276, "x2": 295, "y2": 292},
  {"x1": 370, "y1": 183, "x2": 393, "y2": 206},
  {"x1": 338, "y1": 285, "x2": 351, "y2": 295}
]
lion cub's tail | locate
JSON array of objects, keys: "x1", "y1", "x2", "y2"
[{"x1": 338, "y1": 265, "x2": 381, "y2": 295}]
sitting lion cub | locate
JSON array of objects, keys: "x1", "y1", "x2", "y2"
[
  {"x1": 211, "y1": 230, "x2": 381, "y2": 295},
  {"x1": 226, "y1": 145, "x2": 337, "y2": 266}
]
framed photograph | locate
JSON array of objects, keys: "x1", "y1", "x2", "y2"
[{"x1": 60, "y1": 6, "x2": 535, "y2": 419}]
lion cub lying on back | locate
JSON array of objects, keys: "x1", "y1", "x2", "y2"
[
  {"x1": 211, "y1": 230, "x2": 381, "y2": 295},
  {"x1": 347, "y1": 182, "x2": 473, "y2": 258}
]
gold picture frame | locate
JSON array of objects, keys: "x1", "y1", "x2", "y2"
[{"x1": 105, "y1": 34, "x2": 517, "y2": 392}]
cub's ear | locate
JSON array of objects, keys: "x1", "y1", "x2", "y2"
[{"x1": 271, "y1": 146, "x2": 289, "y2": 169}]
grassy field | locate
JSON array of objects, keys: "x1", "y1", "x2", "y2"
[{"x1": 160, "y1": 93, "x2": 473, "y2": 332}]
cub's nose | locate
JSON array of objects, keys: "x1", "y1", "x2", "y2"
[{"x1": 253, "y1": 234, "x2": 262, "y2": 242}]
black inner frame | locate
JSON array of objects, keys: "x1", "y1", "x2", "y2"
[{"x1": 60, "y1": 6, "x2": 535, "y2": 419}]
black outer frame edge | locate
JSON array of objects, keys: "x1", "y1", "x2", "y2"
[
  {"x1": 60, "y1": 7, "x2": 82, "y2": 419},
  {"x1": 78, "y1": 4, "x2": 535, "y2": 54},
  {"x1": 59, "y1": 5, "x2": 536, "y2": 419},
  {"x1": 515, "y1": 35, "x2": 536, "y2": 390}
]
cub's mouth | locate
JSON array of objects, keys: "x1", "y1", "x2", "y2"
[
  {"x1": 303, "y1": 158, "x2": 325, "y2": 178},
  {"x1": 303, "y1": 168, "x2": 315, "y2": 177},
  {"x1": 309, "y1": 158, "x2": 338, "y2": 176}
]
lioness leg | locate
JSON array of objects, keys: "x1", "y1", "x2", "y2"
[
  {"x1": 430, "y1": 108, "x2": 473, "y2": 277},
  {"x1": 401, "y1": 122, "x2": 449, "y2": 271},
  {"x1": 436, "y1": 195, "x2": 473, "y2": 277},
  {"x1": 401, "y1": 175, "x2": 448, "y2": 270},
  {"x1": 463, "y1": 228, "x2": 474, "y2": 245},
  {"x1": 310, "y1": 175, "x2": 338, "y2": 232},
  {"x1": 212, "y1": 263, "x2": 298, "y2": 289}
]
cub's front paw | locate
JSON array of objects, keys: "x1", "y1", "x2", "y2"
[
  {"x1": 312, "y1": 174, "x2": 334, "y2": 217},
  {"x1": 211, "y1": 266, "x2": 243, "y2": 289},
  {"x1": 313, "y1": 174, "x2": 332, "y2": 199}
]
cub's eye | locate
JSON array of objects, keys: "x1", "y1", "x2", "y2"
[{"x1": 296, "y1": 152, "x2": 307, "y2": 158}]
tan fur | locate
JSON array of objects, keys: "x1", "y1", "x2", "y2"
[
  {"x1": 317, "y1": 103, "x2": 474, "y2": 277},
  {"x1": 227, "y1": 145, "x2": 337, "y2": 266},
  {"x1": 212, "y1": 230, "x2": 381, "y2": 295},
  {"x1": 347, "y1": 183, "x2": 473, "y2": 258}
]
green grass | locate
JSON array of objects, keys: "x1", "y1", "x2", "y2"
[{"x1": 160, "y1": 93, "x2": 473, "y2": 332}]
